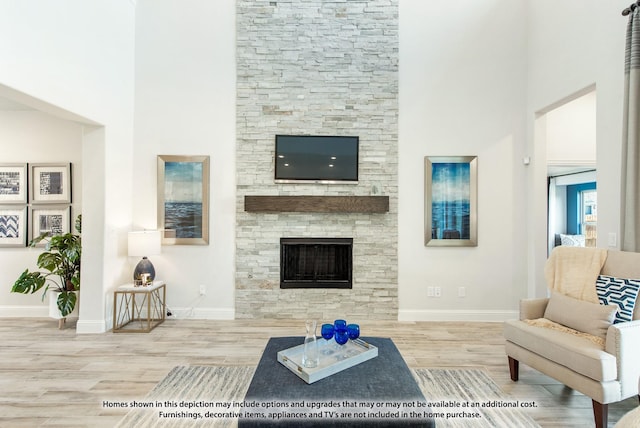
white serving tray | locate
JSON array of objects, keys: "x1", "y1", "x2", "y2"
[{"x1": 277, "y1": 338, "x2": 378, "y2": 384}]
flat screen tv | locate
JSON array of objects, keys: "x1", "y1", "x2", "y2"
[{"x1": 275, "y1": 135, "x2": 359, "y2": 184}]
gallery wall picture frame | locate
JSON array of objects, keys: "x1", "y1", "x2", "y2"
[
  {"x1": 424, "y1": 156, "x2": 478, "y2": 247},
  {"x1": 157, "y1": 155, "x2": 210, "y2": 245},
  {"x1": 0, "y1": 206, "x2": 27, "y2": 247},
  {"x1": 30, "y1": 205, "x2": 71, "y2": 245},
  {"x1": 0, "y1": 163, "x2": 28, "y2": 204},
  {"x1": 30, "y1": 163, "x2": 72, "y2": 204}
]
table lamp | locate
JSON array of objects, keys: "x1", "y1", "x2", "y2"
[{"x1": 128, "y1": 230, "x2": 161, "y2": 283}]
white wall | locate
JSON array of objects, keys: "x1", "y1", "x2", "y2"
[
  {"x1": 527, "y1": 0, "x2": 628, "y2": 297},
  {"x1": 398, "y1": 0, "x2": 529, "y2": 320},
  {"x1": 0, "y1": 0, "x2": 136, "y2": 332},
  {"x1": 1, "y1": 0, "x2": 632, "y2": 325},
  {"x1": 546, "y1": 91, "x2": 597, "y2": 166},
  {"x1": 0, "y1": 112, "x2": 82, "y2": 315},
  {"x1": 133, "y1": 0, "x2": 237, "y2": 318},
  {"x1": 130, "y1": 0, "x2": 631, "y2": 322},
  {"x1": 135, "y1": 0, "x2": 532, "y2": 322}
]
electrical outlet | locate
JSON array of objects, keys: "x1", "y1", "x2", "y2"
[
  {"x1": 199, "y1": 284, "x2": 206, "y2": 296},
  {"x1": 434, "y1": 286, "x2": 442, "y2": 297},
  {"x1": 458, "y1": 287, "x2": 466, "y2": 297},
  {"x1": 427, "y1": 286, "x2": 434, "y2": 297},
  {"x1": 608, "y1": 233, "x2": 617, "y2": 247}
]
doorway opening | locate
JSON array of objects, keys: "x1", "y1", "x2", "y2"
[{"x1": 544, "y1": 89, "x2": 597, "y2": 254}]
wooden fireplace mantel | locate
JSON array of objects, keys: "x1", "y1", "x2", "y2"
[{"x1": 244, "y1": 195, "x2": 389, "y2": 213}]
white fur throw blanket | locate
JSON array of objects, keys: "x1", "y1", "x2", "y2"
[
  {"x1": 524, "y1": 318, "x2": 605, "y2": 347},
  {"x1": 543, "y1": 246, "x2": 607, "y2": 303}
]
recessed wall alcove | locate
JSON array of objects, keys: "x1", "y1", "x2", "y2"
[{"x1": 235, "y1": 0, "x2": 399, "y2": 320}]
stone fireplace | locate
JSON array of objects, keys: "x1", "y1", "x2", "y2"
[{"x1": 235, "y1": 0, "x2": 399, "y2": 320}]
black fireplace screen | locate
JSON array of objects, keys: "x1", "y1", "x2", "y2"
[{"x1": 280, "y1": 238, "x2": 353, "y2": 289}]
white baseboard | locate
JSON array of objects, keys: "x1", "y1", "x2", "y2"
[
  {"x1": 1, "y1": 306, "x2": 109, "y2": 334},
  {"x1": 4, "y1": 306, "x2": 514, "y2": 324},
  {"x1": 169, "y1": 307, "x2": 235, "y2": 320},
  {"x1": 76, "y1": 319, "x2": 107, "y2": 334},
  {"x1": 2, "y1": 305, "x2": 235, "y2": 332},
  {"x1": 0, "y1": 305, "x2": 48, "y2": 317},
  {"x1": 398, "y1": 309, "x2": 518, "y2": 322},
  {"x1": 85, "y1": 307, "x2": 235, "y2": 332}
]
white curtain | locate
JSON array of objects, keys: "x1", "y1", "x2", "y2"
[{"x1": 621, "y1": 7, "x2": 640, "y2": 252}]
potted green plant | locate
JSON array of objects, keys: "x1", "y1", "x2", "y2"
[{"x1": 11, "y1": 215, "x2": 81, "y2": 326}]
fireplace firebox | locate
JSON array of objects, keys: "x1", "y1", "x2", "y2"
[{"x1": 280, "y1": 238, "x2": 353, "y2": 289}]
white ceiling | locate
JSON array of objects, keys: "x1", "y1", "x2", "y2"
[{"x1": 0, "y1": 97, "x2": 35, "y2": 110}]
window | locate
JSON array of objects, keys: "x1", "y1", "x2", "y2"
[{"x1": 581, "y1": 189, "x2": 597, "y2": 247}]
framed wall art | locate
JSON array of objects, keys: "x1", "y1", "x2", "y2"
[
  {"x1": 0, "y1": 163, "x2": 28, "y2": 204},
  {"x1": 157, "y1": 155, "x2": 210, "y2": 245},
  {"x1": 424, "y1": 156, "x2": 477, "y2": 247},
  {"x1": 30, "y1": 205, "x2": 71, "y2": 245},
  {"x1": 0, "y1": 206, "x2": 27, "y2": 247},
  {"x1": 30, "y1": 163, "x2": 72, "y2": 204}
]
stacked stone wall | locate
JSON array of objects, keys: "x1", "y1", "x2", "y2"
[{"x1": 236, "y1": 0, "x2": 398, "y2": 320}]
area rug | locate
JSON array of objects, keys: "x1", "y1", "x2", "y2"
[
  {"x1": 412, "y1": 368, "x2": 539, "y2": 427},
  {"x1": 116, "y1": 366, "x2": 539, "y2": 427},
  {"x1": 115, "y1": 366, "x2": 254, "y2": 428}
]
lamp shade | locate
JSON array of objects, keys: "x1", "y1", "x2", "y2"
[
  {"x1": 128, "y1": 230, "x2": 161, "y2": 257},
  {"x1": 128, "y1": 230, "x2": 161, "y2": 282}
]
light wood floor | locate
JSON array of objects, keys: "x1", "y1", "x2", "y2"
[{"x1": 0, "y1": 318, "x2": 637, "y2": 427}]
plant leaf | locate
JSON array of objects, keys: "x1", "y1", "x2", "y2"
[
  {"x1": 57, "y1": 291, "x2": 77, "y2": 317},
  {"x1": 11, "y1": 270, "x2": 46, "y2": 294},
  {"x1": 75, "y1": 215, "x2": 82, "y2": 234},
  {"x1": 28, "y1": 231, "x2": 51, "y2": 247},
  {"x1": 37, "y1": 252, "x2": 63, "y2": 273},
  {"x1": 11, "y1": 214, "x2": 82, "y2": 309}
]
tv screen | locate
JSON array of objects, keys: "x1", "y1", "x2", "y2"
[{"x1": 275, "y1": 135, "x2": 359, "y2": 183}]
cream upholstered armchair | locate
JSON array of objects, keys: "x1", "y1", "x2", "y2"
[{"x1": 504, "y1": 248, "x2": 640, "y2": 428}]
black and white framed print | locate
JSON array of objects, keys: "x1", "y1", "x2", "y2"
[
  {"x1": 0, "y1": 163, "x2": 28, "y2": 204},
  {"x1": 30, "y1": 205, "x2": 71, "y2": 245},
  {"x1": 0, "y1": 206, "x2": 27, "y2": 247},
  {"x1": 30, "y1": 163, "x2": 71, "y2": 204}
]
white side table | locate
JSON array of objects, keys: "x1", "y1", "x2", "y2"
[{"x1": 113, "y1": 281, "x2": 166, "y2": 333}]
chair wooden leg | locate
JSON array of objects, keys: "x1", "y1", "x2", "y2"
[
  {"x1": 508, "y1": 356, "x2": 519, "y2": 381},
  {"x1": 592, "y1": 400, "x2": 607, "y2": 428}
]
